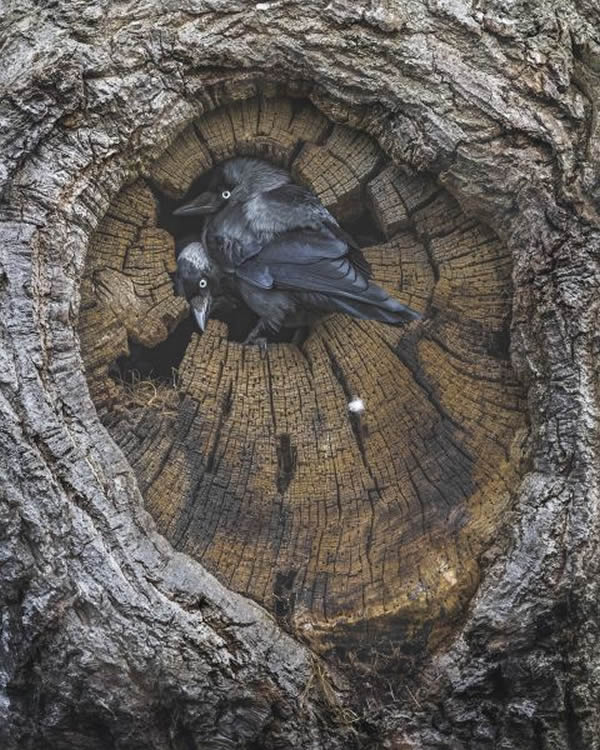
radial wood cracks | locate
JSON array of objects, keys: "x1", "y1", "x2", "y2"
[{"x1": 78, "y1": 94, "x2": 527, "y2": 661}]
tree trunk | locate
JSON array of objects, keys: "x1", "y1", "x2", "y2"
[{"x1": 1, "y1": 2, "x2": 600, "y2": 748}]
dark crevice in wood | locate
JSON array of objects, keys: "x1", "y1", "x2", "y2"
[
  {"x1": 489, "y1": 664, "x2": 510, "y2": 701},
  {"x1": 148, "y1": 180, "x2": 197, "y2": 240},
  {"x1": 109, "y1": 316, "x2": 194, "y2": 386},
  {"x1": 265, "y1": 352, "x2": 278, "y2": 432},
  {"x1": 342, "y1": 207, "x2": 386, "y2": 248},
  {"x1": 222, "y1": 381, "x2": 233, "y2": 417},
  {"x1": 320, "y1": 341, "x2": 382, "y2": 589},
  {"x1": 322, "y1": 338, "x2": 369, "y2": 467},
  {"x1": 421, "y1": 233, "x2": 441, "y2": 283},
  {"x1": 276, "y1": 434, "x2": 297, "y2": 494},
  {"x1": 273, "y1": 569, "x2": 297, "y2": 622},
  {"x1": 320, "y1": 333, "x2": 382, "y2": 587},
  {"x1": 0, "y1": 269, "x2": 10, "y2": 293},
  {"x1": 206, "y1": 400, "x2": 231, "y2": 475},
  {"x1": 287, "y1": 139, "x2": 305, "y2": 166},
  {"x1": 403, "y1": 184, "x2": 442, "y2": 219},
  {"x1": 486, "y1": 315, "x2": 512, "y2": 360}
]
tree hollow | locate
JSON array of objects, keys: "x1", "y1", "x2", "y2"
[{"x1": 78, "y1": 92, "x2": 527, "y2": 659}]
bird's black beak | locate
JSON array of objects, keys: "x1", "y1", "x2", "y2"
[
  {"x1": 173, "y1": 191, "x2": 221, "y2": 216},
  {"x1": 190, "y1": 294, "x2": 213, "y2": 331}
]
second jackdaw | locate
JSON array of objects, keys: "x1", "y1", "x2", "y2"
[{"x1": 174, "y1": 157, "x2": 421, "y2": 345}]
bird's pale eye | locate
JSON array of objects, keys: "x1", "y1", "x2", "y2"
[
  {"x1": 198, "y1": 278, "x2": 208, "y2": 289},
  {"x1": 222, "y1": 190, "x2": 231, "y2": 200}
]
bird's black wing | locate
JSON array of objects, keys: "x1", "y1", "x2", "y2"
[
  {"x1": 257, "y1": 184, "x2": 372, "y2": 277},
  {"x1": 236, "y1": 230, "x2": 386, "y2": 302},
  {"x1": 234, "y1": 228, "x2": 421, "y2": 323},
  {"x1": 210, "y1": 232, "x2": 262, "y2": 270}
]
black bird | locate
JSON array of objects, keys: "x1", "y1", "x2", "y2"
[{"x1": 174, "y1": 157, "x2": 421, "y2": 345}]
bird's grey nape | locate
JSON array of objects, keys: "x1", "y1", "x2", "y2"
[
  {"x1": 222, "y1": 157, "x2": 291, "y2": 196},
  {"x1": 177, "y1": 241, "x2": 212, "y2": 272}
]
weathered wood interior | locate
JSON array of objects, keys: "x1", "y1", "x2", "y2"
[{"x1": 78, "y1": 95, "x2": 527, "y2": 661}]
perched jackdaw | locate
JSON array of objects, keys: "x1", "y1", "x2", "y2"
[{"x1": 174, "y1": 157, "x2": 421, "y2": 345}]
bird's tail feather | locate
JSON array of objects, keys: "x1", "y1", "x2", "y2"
[{"x1": 330, "y1": 290, "x2": 421, "y2": 325}]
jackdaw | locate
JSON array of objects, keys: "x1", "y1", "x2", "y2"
[{"x1": 173, "y1": 157, "x2": 421, "y2": 345}]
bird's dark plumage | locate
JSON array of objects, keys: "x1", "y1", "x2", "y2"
[{"x1": 174, "y1": 157, "x2": 421, "y2": 343}]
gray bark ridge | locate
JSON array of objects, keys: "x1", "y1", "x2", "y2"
[{"x1": 1, "y1": 1, "x2": 600, "y2": 748}]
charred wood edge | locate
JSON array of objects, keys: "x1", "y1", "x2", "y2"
[{"x1": 1, "y1": 2, "x2": 600, "y2": 747}]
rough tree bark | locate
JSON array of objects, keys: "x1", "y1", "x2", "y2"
[{"x1": 1, "y1": 1, "x2": 600, "y2": 749}]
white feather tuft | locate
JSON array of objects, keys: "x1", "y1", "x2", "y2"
[{"x1": 348, "y1": 397, "x2": 365, "y2": 414}]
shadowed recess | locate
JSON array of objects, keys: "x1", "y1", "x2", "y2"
[{"x1": 78, "y1": 87, "x2": 527, "y2": 664}]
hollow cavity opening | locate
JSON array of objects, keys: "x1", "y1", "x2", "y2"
[
  {"x1": 78, "y1": 87, "x2": 526, "y2": 672},
  {"x1": 109, "y1": 316, "x2": 194, "y2": 387}
]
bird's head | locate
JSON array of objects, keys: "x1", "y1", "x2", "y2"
[
  {"x1": 172, "y1": 157, "x2": 291, "y2": 217},
  {"x1": 175, "y1": 240, "x2": 219, "y2": 331}
]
